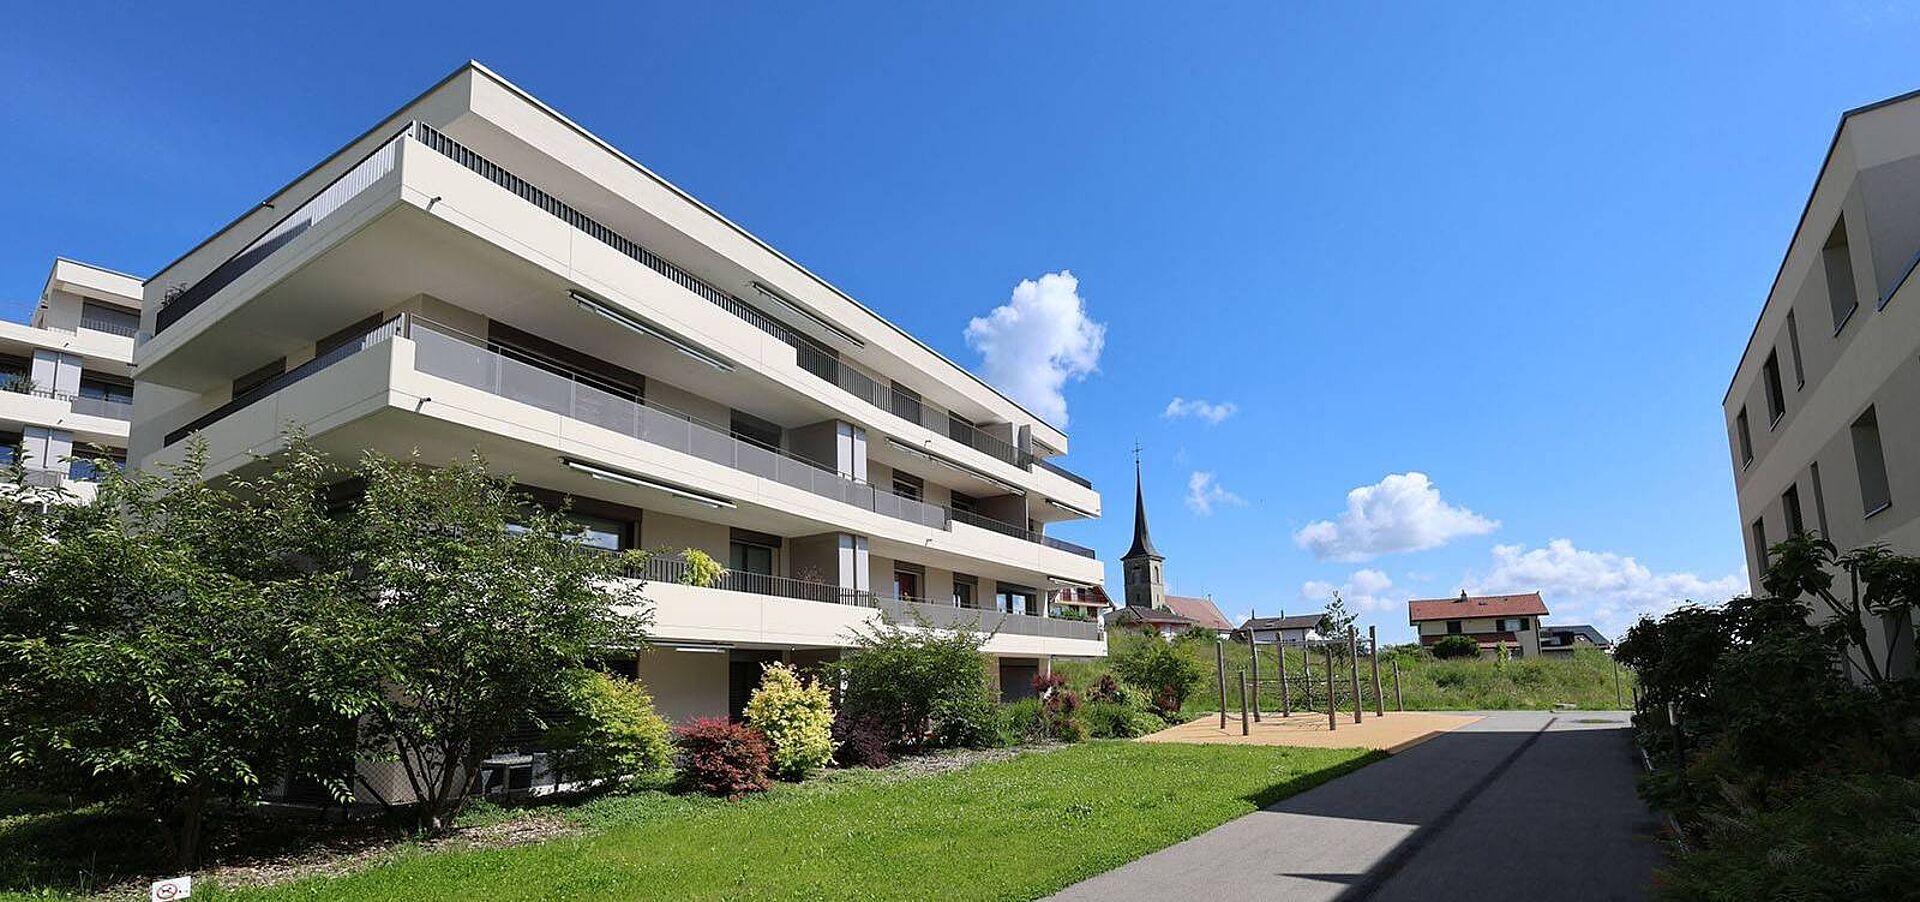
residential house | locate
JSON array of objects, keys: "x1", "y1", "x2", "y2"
[
  {"x1": 1236, "y1": 613, "x2": 1327, "y2": 646},
  {"x1": 1539, "y1": 624, "x2": 1611, "y2": 657},
  {"x1": 1407, "y1": 591, "x2": 1548, "y2": 658}
]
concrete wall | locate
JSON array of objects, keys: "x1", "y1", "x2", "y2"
[{"x1": 636, "y1": 647, "x2": 728, "y2": 724}]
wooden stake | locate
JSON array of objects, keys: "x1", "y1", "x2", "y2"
[
  {"x1": 1278, "y1": 644, "x2": 1292, "y2": 717},
  {"x1": 1392, "y1": 657, "x2": 1404, "y2": 711},
  {"x1": 1249, "y1": 633, "x2": 1262, "y2": 722},
  {"x1": 1325, "y1": 644, "x2": 1337, "y2": 731},
  {"x1": 1370, "y1": 626, "x2": 1384, "y2": 717},
  {"x1": 1239, "y1": 671, "x2": 1250, "y2": 736},
  {"x1": 1216, "y1": 640, "x2": 1227, "y2": 730},
  {"x1": 1349, "y1": 631, "x2": 1363, "y2": 724},
  {"x1": 1302, "y1": 642, "x2": 1314, "y2": 709}
]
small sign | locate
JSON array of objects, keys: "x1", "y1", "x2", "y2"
[{"x1": 151, "y1": 876, "x2": 191, "y2": 901}]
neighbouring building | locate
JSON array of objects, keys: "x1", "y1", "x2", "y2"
[
  {"x1": 1050, "y1": 583, "x2": 1113, "y2": 623},
  {"x1": 1539, "y1": 624, "x2": 1611, "y2": 657},
  {"x1": 129, "y1": 62, "x2": 1107, "y2": 779},
  {"x1": 1, "y1": 259, "x2": 141, "y2": 501},
  {"x1": 1407, "y1": 591, "x2": 1548, "y2": 658},
  {"x1": 1103, "y1": 462, "x2": 1234, "y2": 639},
  {"x1": 1236, "y1": 613, "x2": 1328, "y2": 646},
  {"x1": 1724, "y1": 89, "x2": 1920, "y2": 677}
]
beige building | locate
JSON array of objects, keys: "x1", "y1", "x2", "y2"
[
  {"x1": 129, "y1": 62, "x2": 1106, "y2": 742},
  {"x1": 1408, "y1": 592, "x2": 1547, "y2": 658},
  {"x1": 1724, "y1": 89, "x2": 1920, "y2": 672},
  {"x1": 2, "y1": 258, "x2": 141, "y2": 501}
]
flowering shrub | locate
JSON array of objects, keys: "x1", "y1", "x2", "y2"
[
  {"x1": 743, "y1": 663, "x2": 836, "y2": 780},
  {"x1": 673, "y1": 718, "x2": 771, "y2": 797}
]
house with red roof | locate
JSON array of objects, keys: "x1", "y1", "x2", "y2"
[{"x1": 1408, "y1": 591, "x2": 1549, "y2": 658}]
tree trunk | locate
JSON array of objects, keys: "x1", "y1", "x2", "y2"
[{"x1": 173, "y1": 783, "x2": 212, "y2": 870}]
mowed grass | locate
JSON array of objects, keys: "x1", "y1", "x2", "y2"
[{"x1": 154, "y1": 742, "x2": 1376, "y2": 902}]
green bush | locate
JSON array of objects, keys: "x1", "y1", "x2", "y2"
[
  {"x1": 1111, "y1": 637, "x2": 1205, "y2": 715},
  {"x1": 1084, "y1": 701, "x2": 1165, "y2": 739},
  {"x1": 837, "y1": 616, "x2": 994, "y2": 750},
  {"x1": 1430, "y1": 635, "x2": 1478, "y2": 659},
  {"x1": 546, "y1": 670, "x2": 674, "y2": 788},
  {"x1": 998, "y1": 699, "x2": 1046, "y2": 746},
  {"x1": 742, "y1": 663, "x2": 836, "y2": 780},
  {"x1": 1658, "y1": 775, "x2": 1920, "y2": 900},
  {"x1": 932, "y1": 692, "x2": 1001, "y2": 749}
]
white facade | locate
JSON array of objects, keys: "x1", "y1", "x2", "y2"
[
  {"x1": 131, "y1": 63, "x2": 1106, "y2": 723},
  {"x1": 1725, "y1": 90, "x2": 1920, "y2": 674},
  {"x1": 1, "y1": 258, "x2": 141, "y2": 501}
]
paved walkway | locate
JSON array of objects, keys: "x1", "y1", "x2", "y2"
[{"x1": 1049, "y1": 711, "x2": 1664, "y2": 901}]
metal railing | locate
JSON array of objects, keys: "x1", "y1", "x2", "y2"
[
  {"x1": 0, "y1": 384, "x2": 133, "y2": 421},
  {"x1": 1036, "y1": 456, "x2": 1093, "y2": 489},
  {"x1": 78, "y1": 316, "x2": 140, "y2": 338},
  {"x1": 163, "y1": 315, "x2": 405, "y2": 446},
  {"x1": 409, "y1": 122, "x2": 1033, "y2": 474},
  {"x1": 155, "y1": 123, "x2": 409, "y2": 334},
  {"x1": 630, "y1": 552, "x2": 1098, "y2": 640},
  {"x1": 409, "y1": 318, "x2": 953, "y2": 531},
  {"x1": 950, "y1": 507, "x2": 1095, "y2": 558}
]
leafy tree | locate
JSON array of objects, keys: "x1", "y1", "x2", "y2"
[
  {"x1": 836, "y1": 615, "x2": 992, "y2": 750},
  {"x1": 342, "y1": 451, "x2": 649, "y2": 831},
  {"x1": 1762, "y1": 533, "x2": 1920, "y2": 688},
  {"x1": 1111, "y1": 633, "x2": 1206, "y2": 715},
  {"x1": 0, "y1": 441, "x2": 371, "y2": 867},
  {"x1": 1430, "y1": 635, "x2": 1480, "y2": 659}
]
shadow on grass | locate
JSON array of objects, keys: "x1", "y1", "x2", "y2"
[{"x1": 1243, "y1": 749, "x2": 1389, "y2": 809}]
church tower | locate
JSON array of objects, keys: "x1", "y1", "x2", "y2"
[{"x1": 1121, "y1": 461, "x2": 1167, "y2": 610}]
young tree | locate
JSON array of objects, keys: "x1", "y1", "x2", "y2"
[
  {"x1": 342, "y1": 451, "x2": 649, "y2": 831},
  {"x1": 0, "y1": 441, "x2": 371, "y2": 867},
  {"x1": 1321, "y1": 590, "x2": 1358, "y2": 644}
]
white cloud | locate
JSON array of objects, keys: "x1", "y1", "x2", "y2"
[
  {"x1": 1300, "y1": 568, "x2": 1398, "y2": 613},
  {"x1": 1293, "y1": 472, "x2": 1498, "y2": 562},
  {"x1": 963, "y1": 271, "x2": 1105, "y2": 428},
  {"x1": 1185, "y1": 471, "x2": 1246, "y2": 516},
  {"x1": 1462, "y1": 539, "x2": 1748, "y2": 640},
  {"x1": 1164, "y1": 397, "x2": 1238, "y2": 425}
]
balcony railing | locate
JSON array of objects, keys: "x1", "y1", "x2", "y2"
[
  {"x1": 950, "y1": 507, "x2": 1095, "y2": 558},
  {"x1": 155, "y1": 123, "x2": 409, "y2": 335},
  {"x1": 409, "y1": 122, "x2": 1034, "y2": 474},
  {"x1": 1036, "y1": 456, "x2": 1093, "y2": 489},
  {"x1": 77, "y1": 316, "x2": 140, "y2": 338},
  {"x1": 0, "y1": 383, "x2": 133, "y2": 422},
  {"x1": 632, "y1": 552, "x2": 1099, "y2": 641},
  {"x1": 163, "y1": 316, "x2": 405, "y2": 446},
  {"x1": 409, "y1": 318, "x2": 952, "y2": 532}
]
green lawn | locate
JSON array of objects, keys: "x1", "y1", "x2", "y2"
[{"x1": 2, "y1": 742, "x2": 1378, "y2": 902}]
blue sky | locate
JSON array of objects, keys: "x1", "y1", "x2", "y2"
[{"x1": 5, "y1": 2, "x2": 1918, "y2": 642}]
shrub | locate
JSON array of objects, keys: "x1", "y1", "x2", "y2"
[
  {"x1": 1657, "y1": 775, "x2": 1920, "y2": 900},
  {"x1": 1430, "y1": 635, "x2": 1479, "y2": 659},
  {"x1": 546, "y1": 670, "x2": 674, "y2": 788},
  {"x1": 837, "y1": 616, "x2": 993, "y2": 750},
  {"x1": 676, "y1": 548, "x2": 726, "y2": 588},
  {"x1": 1084, "y1": 701, "x2": 1165, "y2": 739},
  {"x1": 998, "y1": 699, "x2": 1046, "y2": 745},
  {"x1": 1111, "y1": 638, "x2": 1205, "y2": 716},
  {"x1": 1088, "y1": 673, "x2": 1131, "y2": 705},
  {"x1": 742, "y1": 663, "x2": 836, "y2": 780},
  {"x1": 1042, "y1": 687, "x2": 1086, "y2": 742},
  {"x1": 831, "y1": 710, "x2": 893, "y2": 768},
  {"x1": 932, "y1": 692, "x2": 1001, "y2": 749},
  {"x1": 1032, "y1": 672, "x2": 1068, "y2": 696},
  {"x1": 673, "y1": 718, "x2": 771, "y2": 797}
]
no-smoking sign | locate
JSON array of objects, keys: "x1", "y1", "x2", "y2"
[{"x1": 151, "y1": 876, "x2": 191, "y2": 901}]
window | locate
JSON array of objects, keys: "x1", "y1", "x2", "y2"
[
  {"x1": 952, "y1": 576, "x2": 977, "y2": 609},
  {"x1": 0, "y1": 431, "x2": 20, "y2": 466},
  {"x1": 729, "y1": 410, "x2": 782, "y2": 452},
  {"x1": 1446, "y1": 620, "x2": 1463, "y2": 635},
  {"x1": 68, "y1": 452, "x2": 125, "y2": 482},
  {"x1": 1851, "y1": 407, "x2": 1893, "y2": 517},
  {"x1": 78, "y1": 301, "x2": 139, "y2": 337},
  {"x1": 892, "y1": 471, "x2": 924, "y2": 502},
  {"x1": 996, "y1": 586, "x2": 1037, "y2": 616},
  {"x1": 1762, "y1": 351, "x2": 1786, "y2": 425},
  {"x1": 1495, "y1": 617, "x2": 1529, "y2": 633},
  {"x1": 950, "y1": 491, "x2": 978, "y2": 514},
  {"x1": 1825, "y1": 219, "x2": 1859, "y2": 333},
  {"x1": 1786, "y1": 309, "x2": 1806, "y2": 388},
  {"x1": 77, "y1": 377, "x2": 133, "y2": 405},
  {"x1": 1752, "y1": 518, "x2": 1769, "y2": 571},
  {"x1": 1811, "y1": 462, "x2": 1831, "y2": 538},
  {"x1": 728, "y1": 541, "x2": 774, "y2": 575},
  {"x1": 1783, "y1": 484, "x2": 1805, "y2": 536},
  {"x1": 893, "y1": 569, "x2": 921, "y2": 601},
  {"x1": 1736, "y1": 407, "x2": 1754, "y2": 467}
]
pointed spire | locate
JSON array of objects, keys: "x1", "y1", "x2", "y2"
[{"x1": 1124, "y1": 459, "x2": 1162, "y2": 560}]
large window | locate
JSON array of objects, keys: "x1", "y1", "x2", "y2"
[
  {"x1": 1811, "y1": 462, "x2": 1832, "y2": 537},
  {"x1": 1825, "y1": 219, "x2": 1859, "y2": 333},
  {"x1": 1783, "y1": 484, "x2": 1805, "y2": 536},
  {"x1": 1786, "y1": 309, "x2": 1806, "y2": 388},
  {"x1": 1762, "y1": 351, "x2": 1786, "y2": 425},
  {"x1": 996, "y1": 585, "x2": 1037, "y2": 616},
  {"x1": 1752, "y1": 518, "x2": 1769, "y2": 570},
  {"x1": 77, "y1": 377, "x2": 133, "y2": 405},
  {"x1": 729, "y1": 410, "x2": 782, "y2": 452},
  {"x1": 729, "y1": 541, "x2": 774, "y2": 575},
  {"x1": 1851, "y1": 407, "x2": 1893, "y2": 517},
  {"x1": 952, "y1": 576, "x2": 977, "y2": 609},
  {"x1": 892, "y1": 471, "x2": 924, "y2": 502},
  {"x1": 893, "y1": 569, "x2": 921, "y2": 601}
]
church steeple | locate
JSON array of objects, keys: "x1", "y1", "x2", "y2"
[{"x1": 1121, "y1": 458, "x2": 1167, "y2": 610}]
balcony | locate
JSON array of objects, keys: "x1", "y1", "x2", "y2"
[
  {"x1": 0, "y1": 383, "x2": 132, "y2": 422},
  {"x1": 637, "y1": 552, "x2": 1099, "y2": 642}
]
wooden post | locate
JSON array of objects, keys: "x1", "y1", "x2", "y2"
[
  {"x1": 1325, "y1": 643, "x2": 1337, "y2": 731},
  {"x1": 1391, "y1": 657, "x2": 1404, "y2": 711},
  {"x1": 1278, "y1": 644, "x2": 1292, "y2": 717},
  {"x1": 1301, "y1": 642, "x2": 1314, "y2": 708},
  {"x1": 1249, "y1": 633, "x2": 1262, "y2": 722},
  {"x1": 1369, "y1": 626, "x2": 1384, "y2": 717},
  {"x1": 1349, "y1": 631, "x2": 1363, "y2": 724},
  {"x1": 1216, "y1": 640, "x2": 1228, "y2": 730},
  {"x1": 1613, "y1": 659, "x2": 1623, "y2": 709},
  {"x1": 1239, "y1": 671, "x2": 1250, "y2": 736}
]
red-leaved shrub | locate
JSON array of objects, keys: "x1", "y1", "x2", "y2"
[
  {"x1": 673, "y1": 717, "x2": 771, "y2": 797},
  {"x1": 1031, "y1": 672, "x2": 1069, "y2": 696},
  {"x1": 832, "y1": 709, "x2": 893, "y2": 768}
]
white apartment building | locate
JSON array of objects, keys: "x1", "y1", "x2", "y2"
[
  {"x1": 2, "y1": 258, "x2": 141, "y2": 501},
  {"x1": 1725, "y1": 89, "x2": 1920, "y2": 673},
  {"x1": 131, "y1": 62, "x2": 1106, "y2": 728}
]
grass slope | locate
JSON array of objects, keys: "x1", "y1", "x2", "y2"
[{"x1": 4, "y1": 742, "x2": 1378, "y2": 902}]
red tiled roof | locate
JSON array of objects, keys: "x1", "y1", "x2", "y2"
[
  {"x1": 1107, "y1": 606, "x2": 1194, "y2": 625},
  {"x1": 1164, "y1": 595, "x2": 1234, "y2": 632},
  {"x1": 1407, "y1": 592, "x2": 1548, "y2": 623}
]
